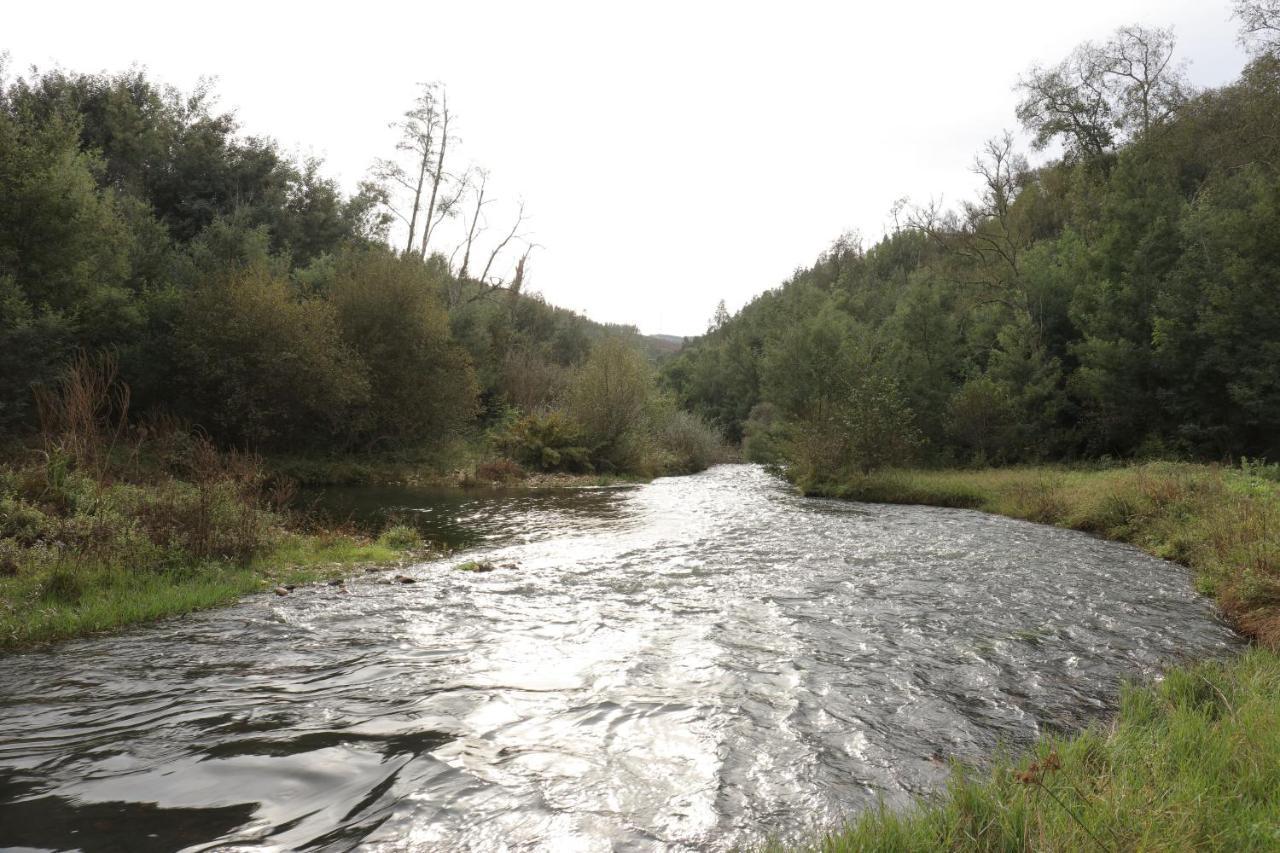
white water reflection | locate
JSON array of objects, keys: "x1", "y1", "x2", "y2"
[{"x1": 0, "y1": 465, "x2": 1241, "y2": 851}]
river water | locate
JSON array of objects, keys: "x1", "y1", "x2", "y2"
[{"x1": 0, "y1": 465, "x2": 1240, "y2": 852}]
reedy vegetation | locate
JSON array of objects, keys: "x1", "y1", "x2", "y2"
[{"x1": 0, "y1": 354, "x2": 418, "y2": 648}]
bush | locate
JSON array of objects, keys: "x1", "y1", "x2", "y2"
[
  {"x1": 474, "y1": 458, "x2": 526, "y2": 483},
  {"x1": 742, "y1": 402, "x2": 785, "y2": 464},
  {"x1": 496, "y1": 411, "x2": 593, "y2": 472},
  {"x1": 170, "y1": 265, "x2": 370, "y2": 449},
  {"x1": 377, "y1": 523, "x2": 420, "y2": 550},
  {"x1": 329, "y1": 249, "x2": 479, "y2": 448},
  {"x1": 654, "y1": 408, "x2": 724, "y2": 475},
  {"x1": 566, "y1": 337, "x2": 655, "y2": 472},
  {"x1": 499, "y1": 347, "x2": 570, "y2": 412}
]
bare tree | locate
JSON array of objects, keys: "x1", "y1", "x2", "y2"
[
  {"x1": 479, "y1": 201, "x2": 527, "y2": 285},
  {"x1": 1234, "y1": 1, "x2": 1280, "y2": 54},
  {"x1": 908, "y1": 134, "x2": 1040, "y2": 336},
  {"x1": 417, "y1": 90, "x2": 458, "y2": 259},
  {"x1": 372, "y1": 82, "x2": 447, "y2": 255},
  {"x1": 455, "y1": 168, "x2": 490, "y2": 283},
  {"x1": 1108, "y1": 25, "x2": 1189, "y2": 136}
]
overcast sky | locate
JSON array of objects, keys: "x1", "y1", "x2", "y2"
[{"x1": 7, "y1": 1, "x2": 1249, "y2": 335}]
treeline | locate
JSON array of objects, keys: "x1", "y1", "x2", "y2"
[
  {"x1": 0, "y1": 63, "x2": 719, "y2": 475},
  {"x1": 663, "y1": 5, "x2": 1280, "y2": 480}
]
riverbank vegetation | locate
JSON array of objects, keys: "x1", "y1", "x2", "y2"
[
  {"x1": 0, "y1": 58, "x2": 726, "y2": 645},
  {"x1": 0, "y1": 354, "x2": 431, "y2": 649},
  {"x1": 0, "y1": 60, "x2": 722, "y2": 484}
]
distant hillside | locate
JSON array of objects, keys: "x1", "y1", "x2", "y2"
[{"x1": 641, "y1": 334, "x2": 685, "y2": 360}]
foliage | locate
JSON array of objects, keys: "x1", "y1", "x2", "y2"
[
  {"x1": 329, "y1": 249, "x2": 478, "y2": 447},
  {"x1": 495, "y1": 411, "x2": 593, "y2": 473},
  {"x1": 0, "y1": 64, "x2": 674, "y2": 478},
  {"x1": 169, "y1": 265, "x2": 369, "y2": 448},
  {"x1": 566, "y1": 337, "x2": 658, "y2": 472},
  {"x1": 665, "y1": 26, "x2": 1280, "y2": 468}
]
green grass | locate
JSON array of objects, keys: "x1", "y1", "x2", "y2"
[
  {"x1": 787, "y1": 463, "x2": 1280, "y2": 851},
  {"x1": 0, "y1": 534, "x2": 413, "y2": 649},
  {"x1": 788, "y1": 650, "x2": 1280, "y2": 852}
]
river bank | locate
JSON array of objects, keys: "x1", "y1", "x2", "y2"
[
  {"x1": 790, "y1": 463, "x2": 1280, "y2": 851},
  {"x1": 0, "y1": 440, "x2": 670, "y2": 651}
]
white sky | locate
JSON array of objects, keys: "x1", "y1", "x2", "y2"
[{"x1": 7, "y1": 1, "x2": 1249, "y2": 336}]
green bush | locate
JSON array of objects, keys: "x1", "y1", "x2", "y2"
[
  {"x1": 170, "y1": 265, "x2": 370, "y2": 449},
  {"x1": 329, "y1": 249, "x2": 479, "y2": 448},
  {"x1": 566, "y1": 337, "x2": 655, "y2": 472},
  {"x1": 654, "y1": 407, "x2": 724, "y2": 475},
  {"x1": 496, "y1": 411, "x2": 593, "y2": 472},
  {"x1": 377, "y1": 523, "x2": 421, "y2": 550}
]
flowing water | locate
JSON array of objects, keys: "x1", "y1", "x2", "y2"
[{"x1": 0, "y1": 465, "x2": 1240, "y2": 852}]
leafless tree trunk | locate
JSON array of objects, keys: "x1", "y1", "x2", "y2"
[
  {"x1": 457, "y1": 169, "x2": 489, "y2": 282},
  {"x1": 419, "y1": 91, "x2": 452, "y2": 259},
  {"x1": 479, "y1": 201, "x2": 527, "y2": 284}
]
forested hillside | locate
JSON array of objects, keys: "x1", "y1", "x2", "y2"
[
  {"x1": 0, "y1": 63, "x2": 715, "y2": 475},
  {"x1": 664, "y1": 12, "x2": 1280, "y2": 480}
]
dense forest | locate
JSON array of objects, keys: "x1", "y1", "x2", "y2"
[
  {"x1": 0, "y1": 61, "x2": 720, "y2": 477},
  {"x1": 663, "y1": 7, "x2": 1280, "y2": 482}
]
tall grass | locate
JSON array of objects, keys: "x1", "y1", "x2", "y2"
[{"x1": 0, "y1": 354, "x2": 418, "y2": 649}]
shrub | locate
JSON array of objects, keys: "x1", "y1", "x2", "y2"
[
  {"x1": 566, "y1": 337, "x2": 655, "y2": 472},
  {"x1": 499, "y1": 347, "x2": 570, "y2": 413},
  {"x1": 496, "y1": 411, "x2": 593, "y2": 472},
  {"x1": 329, "y1": 249, "x2": 479, "y2": 448},
  {"x1": 742, "y1": 402, "x2": 785, "y2": 464},
  {"x1": 170, "y1": 264, "x2": 370, "y2": 449},
  {"x1": 474, "y1": 458, "x2": 526, "y2": 483},
  {"x1": 654, "y1": 408, "x2": 724, "y2": 475},
  {"x1": 377, "y1": 524, "x2": 421, "y2": 550}
]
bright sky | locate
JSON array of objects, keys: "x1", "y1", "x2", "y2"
[{"x1": 7, "y1": 1, "x2": 1249, "y2": 335}]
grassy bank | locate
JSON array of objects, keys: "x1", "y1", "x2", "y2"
[
  {"x1": 0, "y1": 423, "x2": 434, "y2": 650},
  {"x1": 790, "y1": 463, "x2": 1280, "y2": 851}
]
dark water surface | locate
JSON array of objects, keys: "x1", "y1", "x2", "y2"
[{"x1": 0, "y1": 465, "x2": 1240, "y2": 851}]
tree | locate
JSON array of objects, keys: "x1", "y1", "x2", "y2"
[
  {"x1": 1016, "y1": 24, "x2": 1189, "y2": 158},
  {"x1": 329, "y1": 249, "x2": 478, "y2": 448},
  {"x1": 373, "y1": 83, "x2": 449, "y2": 256},
  {"x1": 840, "y1": 372, "x2": 921, "y2": 474},
  {"x1": 170, "y1": 265, "x2": 370, "y2": 448},
  {"x1": 1016, "y1": 43, "x2": 1116, "y2": 159},
  {"x1": 1235, "y1": 1, "x2": 1280, "y2": 54}
]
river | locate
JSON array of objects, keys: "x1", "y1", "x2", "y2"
[{"x1": 0, "y1": 464, "x2": 1240, "y2": 851}]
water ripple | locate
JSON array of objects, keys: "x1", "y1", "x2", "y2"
[{"x1": 0, "y1": 465, "x2": 1240, "y2": 851}]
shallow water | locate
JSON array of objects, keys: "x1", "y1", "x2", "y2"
[{"x1": 0, "y1": 465, "x2": 1240, "y2": 851}]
